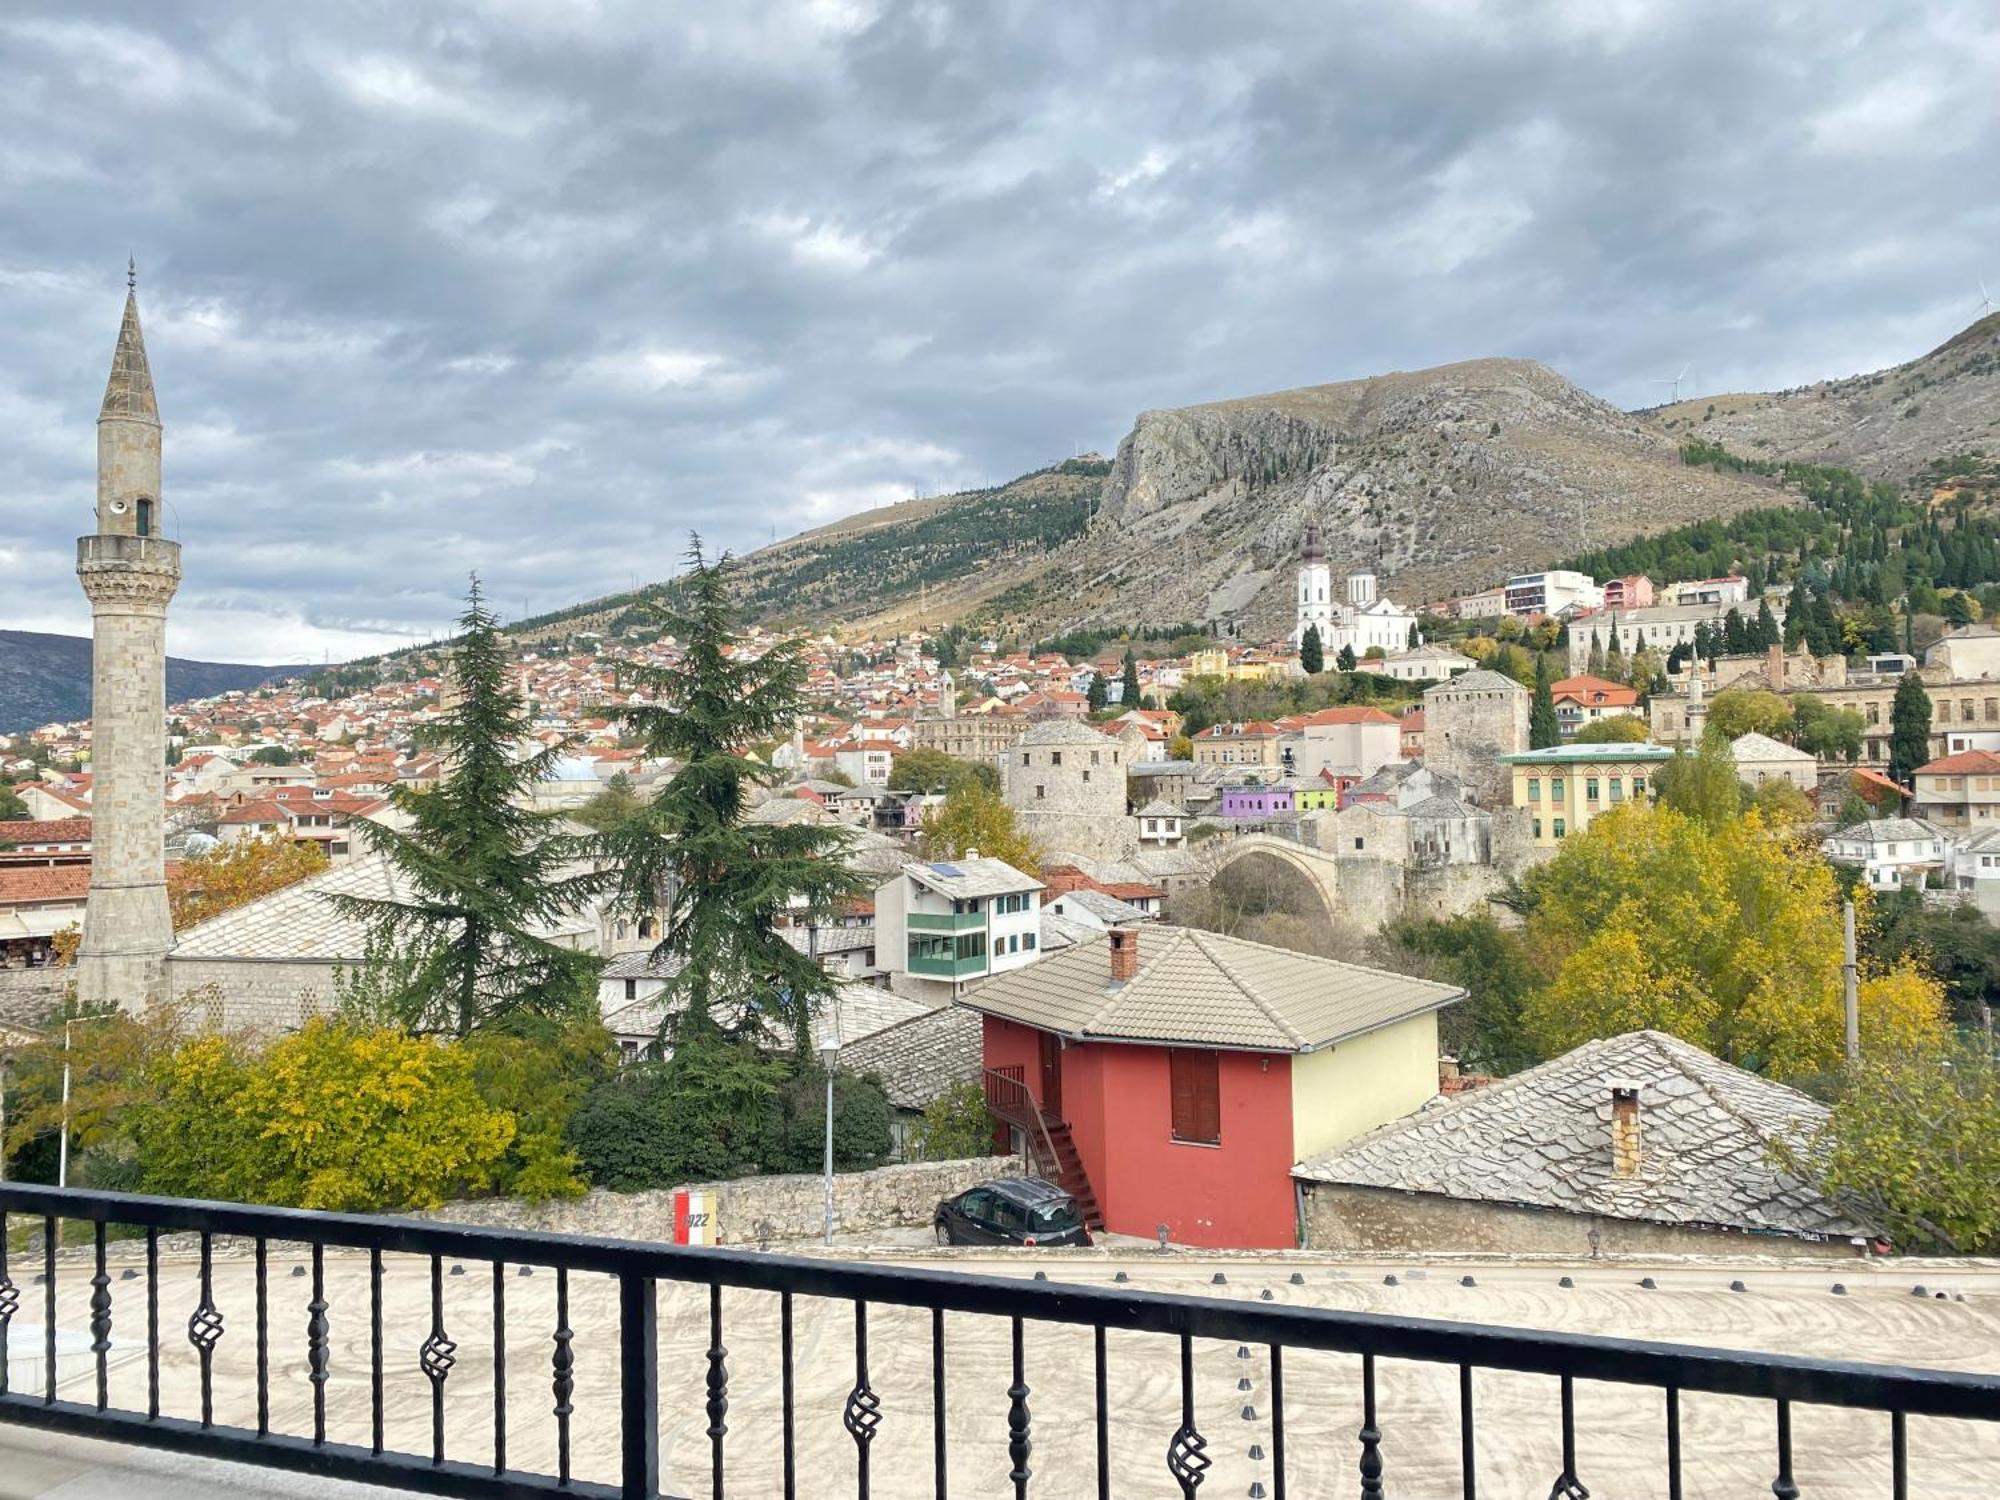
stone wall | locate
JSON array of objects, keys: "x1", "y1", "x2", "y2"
[
  {"x1": 424, "y1": 1155, "x2": 1025, "y2": 1246},
  {"x1": 0, "y1": 967, "x2": 68, "y2": 1029},
  {"x1": 1299, "y1": 1182, "x2": 1865, "y2": 1260},
  {"x1": 166, "y1": 957, "x2": 334, "y2": 1034}
]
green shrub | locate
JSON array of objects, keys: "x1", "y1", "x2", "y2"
[{"x1": 910, "y1": 1080, "x2": 994, "y2": 1161}]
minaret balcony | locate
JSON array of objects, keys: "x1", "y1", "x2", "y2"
[{"x1": 77, "y1": 533, "x2": 181, "y2": 574}]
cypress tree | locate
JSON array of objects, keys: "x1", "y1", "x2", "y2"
[
  {"x1": 337, "y1": 576, "x2": 606, "y2": 1037},
  {"x1": 1587, "y1": 631, "x2": 1605, "y2": 675},
  {"x1": 1300, "y1": 624, "x2": 1325, "y2": 675},
  {"x1": 1888, "y1": 670, "x2": 1934, "y2": 786},
  {"x1": 1753, "y1": 598, "x2": 1779, "y2": 650},
  {"x1": 1335, "y1": 643, "x2": 1357, "y2": 673},
  {"x1": 1120, "y1": 647, "x2": 1142, "y2": 707},
  {"x1": 606, "y1": 539, "x2": 863, "y2": 1044},
  {"x1": 1723, "y1": 607, "x2": 1749, "y2": 654},
  {"x1": 1529, "y1": 653, "x2": 1562, "y2": 749},
  {"x1": 1087, "y1": 671, "x2": 1109, "y2": 713}
]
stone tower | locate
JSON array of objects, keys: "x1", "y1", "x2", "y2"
[
  {"x1": 75, "y1": 268, "x2": 181, "y2": 1012},
  {"x1": 1295, "y1": 523, "x2": 1334, "y2": 647},
  {"x1": 1002, "y1": 719, "x2": 1132, "y2": 860},
  {"x1": 1421, "y1": 669, "x2": 1529, "y2": 808}
]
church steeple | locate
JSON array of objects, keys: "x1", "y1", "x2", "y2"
[{"x1": 99, "y1": 268, "x2": 160, "y2": 426}]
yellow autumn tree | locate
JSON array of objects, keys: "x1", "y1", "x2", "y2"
[
  {"x1": 169, "y1": 832, "x2": 328, "y2": 931},
  {"x1": 918, "y1": 784, "x2": 1041, "y2": 875},
  {"x1": 1520, "y1": 802, "x2": 1944, "y2": 1078}
]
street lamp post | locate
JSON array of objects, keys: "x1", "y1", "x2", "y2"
[{"x1": 820, "y1": 1031, "x2": 839, "y2": 1247}]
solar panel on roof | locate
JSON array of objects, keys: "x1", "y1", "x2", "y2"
[{"x1": 929, "y1": 862, "x2": 963, "y2": 877}]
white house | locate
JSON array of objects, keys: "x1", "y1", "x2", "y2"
[
  {"x1": 1729, "y1": 732, "x2": 1818, "y2": 793},
  {"x1": 1947, "y1": 827, "x2": 2000, "y2": 918},
  {"x1": 1820, "y1": 818, "x2": 1951, "y2": 893},
  {"x1": 872, "y1": 856, "x2": 1045, "y2": 1002},
  {"x1": 1350, "y1": 643, "x2": 1477, "y2": 682}
]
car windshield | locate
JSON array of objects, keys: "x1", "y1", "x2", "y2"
[{"x1": 1028, "y1": 1199, "x2": 1080, "y2": 1231}]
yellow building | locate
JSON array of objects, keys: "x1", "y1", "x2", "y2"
[{"x1": 1498, "y1": 743, "x2": 1676, "y2": 845}]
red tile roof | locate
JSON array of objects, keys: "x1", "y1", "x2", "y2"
[
  {"x1": 1914, "y1": 749, "x2": 2000, "y2": 776},
  {"x1": 0, "y1": 818, "x2": 92, "y2": 846},
  {"x1": 0, "y1": 864, "x2": 92, "y2": 904}
]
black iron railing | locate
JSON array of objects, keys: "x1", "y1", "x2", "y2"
[{"x1": 1, "y1": 1183, "x2": 1997, "y2": 1499}]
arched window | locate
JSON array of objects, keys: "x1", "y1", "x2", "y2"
[
  {"x1": 135, "y1": 498, "x2": 154, "y2": 537},
  {"x1": 638, "y1": 916, "x2": 657, "y2": 940}
]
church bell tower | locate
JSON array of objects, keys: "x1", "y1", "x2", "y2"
[{"x1": 75, "y1": 263, "x2": 181, "y2": 1011}]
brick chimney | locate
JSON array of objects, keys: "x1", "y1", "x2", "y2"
[
  {"x1": 1767, "y1": 642, "x2": 1786, "y2": 689},
  {"x1": 1610, "y1": 1083, "x2": 1642, "y2": 1178},
  {"x1": 1108, "y1": 927, "x2": 1139, "y2": 984}
]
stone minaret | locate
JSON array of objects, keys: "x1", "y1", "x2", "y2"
[{"x1": 75, "y1": 266, "x2": 181, "y2": 1012}]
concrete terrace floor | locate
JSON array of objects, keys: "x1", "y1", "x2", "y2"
[{"x1": 2, "y1": 1242, "x2": 1997, "y2": 1499}]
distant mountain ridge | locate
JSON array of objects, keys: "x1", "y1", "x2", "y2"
[{"x1": 0, "y1": 630, "x2": 297, "y2": 735}]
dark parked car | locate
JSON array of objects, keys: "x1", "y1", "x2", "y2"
[{"x1": 933, "y1": 1177, "x2": 1091, "y2": 1247}]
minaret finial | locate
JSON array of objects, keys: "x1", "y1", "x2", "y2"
[{"x1": 127, "y1": 256, "x2": 136, "y2": 292}]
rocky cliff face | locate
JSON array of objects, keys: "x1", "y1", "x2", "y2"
[
  {"x1": 1654, "y1": 313, "x2": 2000, "y2": 481},
  {"x1": 1070, "y1": 358, "x2": 1777, "y2": 639}
]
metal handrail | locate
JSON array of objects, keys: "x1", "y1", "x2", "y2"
[
  {"x1": 981, "y1": 1067, "x2": 1063, "y2": 1183},
  {"x1": 2, "y1": 1183, "x2": 1997, "y2": 1500}
]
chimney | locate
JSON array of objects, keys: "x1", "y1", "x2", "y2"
[
  {"x1": 1610, "y1": 1084, "x2": 1642, "y2": 1178},
  {"x1": 964, "y1": 847, "x2": 979, "y2": 861},
  {"x1": 1108, "y1": 927, "x2": 1139, "y2": 984},
  {"x1": 1767, "y1": 642, "x2": 1786, "y2": 689}
]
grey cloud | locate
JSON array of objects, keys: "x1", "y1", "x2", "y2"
[{"x1": 1, "y1": 0, "x2": 1995, "y2": 661}]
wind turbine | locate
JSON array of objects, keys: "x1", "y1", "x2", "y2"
[
  {"x1": 1978, "y1": 280, "x2": 1995, "y2": 319},
  {"x1": 1653, "y1": 364, "x2": 1691, "y2": 404}
]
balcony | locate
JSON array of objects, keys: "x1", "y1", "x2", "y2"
[
  {"x1": 905, "y1": 911, "x2": 988, "y2": 933},
  {"x1": 905, "y1": 947, "x2": 986, "y2": 979},
  {"x1": 1, "y1": 1183, "x2": 1996, "y2": 1498}
]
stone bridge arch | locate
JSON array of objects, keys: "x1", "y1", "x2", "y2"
[{"x1": 1210, "y1": 833, "x2": 1344, "y2": 933}]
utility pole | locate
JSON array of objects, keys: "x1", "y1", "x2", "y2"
[{"x1": 1843, "y1": 898, "x2": 1860, "y2": 1066}]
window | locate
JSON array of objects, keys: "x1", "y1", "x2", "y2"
[
  {"x1": 1169, "y1": 1049, "x2": 1220, "y2": 1145},
  {"x1": 1585, "y1": 778, "x2": 1599, "y2": 803},
  {"x1": 1091, "y1": 750, "x2": 1100, "y2": 766},
  {"x1": 1533, "y1": 818, "x2": 1542, "y2": 839},
  {"x1": 1022, "y1": 753, "x2": 1031, "y2": 766},
  {"x1": 1527, "y1": 778, "x2": 1541, "y2": 802},
  {"x1": 1632, "y1": 777, "x2": 1646, "y2": 796},
  {"x1": 1609, "y1": 779, "x2": 1624, "y2": 804},
  {"x1": 1051, "y1": 752, "x2": 1063, "y2": 766},
  {"x1": 1008, "y1": 934, "x2": 1020, "y2": 953},
  {"x1": 623, "y1": 979, "x2": 637, "y2": 1001},
  {"x1": 1036, "y1": 785, "x2": 1046, "y2": 799},
  {"x1": 994, "y1": 938, "x2": 1004, "y2": 957},
  {"x1": 1551, "y1": 779, "x2": 1565, "y2": 802},
  {"x1": 1082, "y1": 770, "x2": 1091, "y2": 783},
  {"x1": 1023, "y1": 933, "x2": 1036, "y2": 951},
  {"x1": 1553, "y1": 818, "x2": 1567, "y2": 839}
]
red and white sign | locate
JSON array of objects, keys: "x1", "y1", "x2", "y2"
[{"x1": 672, "y1": 1189, "x2": 716, "y2": 1246}]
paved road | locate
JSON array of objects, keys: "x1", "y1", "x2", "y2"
[{"x1": 3, "y1": 1245, "x2": 1996, "y2": 1498}]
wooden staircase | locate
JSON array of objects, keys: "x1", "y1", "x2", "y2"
[{"x1": 1039, "y1": 1113, "x2": 1103, "y2": 1231}]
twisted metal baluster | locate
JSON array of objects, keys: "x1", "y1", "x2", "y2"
[
  {"x1": 707, "y1": 1281, "x2": 729, "y2": 1500},
  {"x1": 1358, "y1": 1352, "x2": 1384, "y2": 1499},
  {"x1": 1771, "y1": 1400, "x2": 1799, "y2": 1500},
  {"x1": 551, "y1": 1266, "x2": 575, "y2": 1486},
  {"x1": 1006, "y1": 1315, "x2": 1032, "y2": 1497},
  {"x1": 0, "y1": 1211, "x2": 17, "y2": 1398},
  {"x1": 89, "y1": 1222, "x2": 111, "y2": 1412},
  {"x1": 844, "y1": 1301, "x2": 882, "y2": 1500},
  {"x1": 306, "y1": 1243, "x2": 330, "y2": 1446},
  {"x1": 420, "y1": 1254, "x2": 458, "y2": 1466},
  {"x1": 1545, "y1": 1373, "x2": 1589, "y2": 1499},
  {"x1": 187, "y1": 1230, "x2": 224, "y2": 1427},
  {"x1": 1166, "y1": 1331, "x2": 1210, "y2": 1497}
]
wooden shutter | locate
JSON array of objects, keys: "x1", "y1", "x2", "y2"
[{"x1": 1170, "y1": 1049, "x2": 1220, "y2": 1144}]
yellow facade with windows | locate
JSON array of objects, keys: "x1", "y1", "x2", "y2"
[{"x1": 1500, "y1": 745, "x2": 1676, "y2": 847}]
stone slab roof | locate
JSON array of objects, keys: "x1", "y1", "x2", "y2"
[
  {"x1": 961, "y1": 925, "x2": 1461, "y2": 1053},
  {"x1": 901, "y1": 857, "x2": 1043, "y2": 900},
  {"x1": 1018, "y1": 719, "x2": 1110, "y2": 747},
  {"x1": 1826, "y1": 817, "x2": 1948, "y2": 846},
  {"x1": 1731, "y1": 732, "x2": 1812, "y2": 761},
  {"x1": 838, "y1": 1002, "x2": 983, "y2": 1111},
  {"x1": 1294, "y1": 1030, "x2": 1870, "y2": 1241}
]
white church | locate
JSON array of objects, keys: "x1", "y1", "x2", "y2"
[{"x1": 1293, "y1": 523, "x2": 1420, "y2": 656}]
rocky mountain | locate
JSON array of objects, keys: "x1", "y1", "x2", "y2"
[
  {"x1": 0, "y1": 629, "x2": 295, "y2": 736},
  {"x1": 1651, "y1": 313, "x2": 2000, "y2": 482}
]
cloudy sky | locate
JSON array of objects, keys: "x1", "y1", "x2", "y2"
[{"x1": 2, "y1": 2, "x2": 1995, "y2": 662}]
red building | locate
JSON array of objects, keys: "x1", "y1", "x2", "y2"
[{"x1": 965, "y1": 926, "x2": 1462, "y2": 1249}]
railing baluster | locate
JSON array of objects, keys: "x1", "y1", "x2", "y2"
[
  {"x1": 369, "y1": 1246, "x2": 383, "y2": 1454},
  {"x1": 145, "y1": 1228, "x2": 158, "y2": 1420},
  {"x1": 844, "y1": 1300, "x2": 881, "y2": 1500},
  {"x1": 492, "y1": 1259, "x2": 507, "y2": 1476},
  {"x1": 255, "y1": 1238, "x2": 269, "y2": 1438},
  {"x1": 1772, "y1": 1399, "x2": 1799, "y2": 1499},
  {"x1": 421, "y1": 1253, "x2": 458, "y2": 1465},
  {"x1": 617, "y1": 1272, "x2": 659, "y2": 1500},
  {"x1": 1358, "y1": 1351, "x2": 1383, "y2": 1499},
  {"x1": 780, "y1": 1289, "x2": 796, "y2": 1500},
  {"x1": 552, "y1": 1265, "x2": 575, "y2": 1486},
  {"x1": 1666, "y1": 1385, "x2": 1681, "y2": 1500},
  {"x1": 933, "y1": 1306, "x2": 948, "y2": 1500},
  {"x1": 0, "y1": 1210, "x2": 14, "y2": 1399},
  {"x1": 1093, "y1": 1323, "x2": 1109, "y2": 1500},
  {"x1": 1007, "y1": 1314, "x2": 1031, "y2": 1497},
  {"x1": 89, "y1": 1220, "x2": 110, "y2": 1411},
  {"x1": 1548, "y1": 1372, "x2": 1585, "y2": 1498},
  {"x1": 1167, "y1": 1330, "x2": 1210, "y2": 1496},
  {"x1": 187, "y1": 1229, "x2": 222, "y2": 1427},
  {"x1": 1891, "y1": 1410, "x2": 1907, "y2": 1500},
  {"x1": 1458, "y1": 1361, "x2": 1475, "y2": 1500},
  {"x1": 306, "y1": 1241, "x2": 329, "y2": 1446},
  {"x1": 42, "y1": 1213, "x2": 55, "y2": 1404},
  {"x1": 1271, "y1": 1344, "x2": 1287, "y2": 1500},
  {"x1": 707, "y1": 1281, "x2": 729, "y2": 1500}
]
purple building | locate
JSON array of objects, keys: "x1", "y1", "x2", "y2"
[{"x1": 1221, "y1": 781, "x2": 1298, "y2": 820}]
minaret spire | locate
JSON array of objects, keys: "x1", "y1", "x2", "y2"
[{"x1": 100, "y1": 270, "x2": 159, "y2": 425}]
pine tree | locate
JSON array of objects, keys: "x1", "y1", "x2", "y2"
[
  {"x1": 1586, "y1": 631, "x2": 1605, "y2": 675},
  {"x1": 1087, "y1": 671, "x2": 1109, "y2": 714},
  {"x1": 1300, "y1": 624, "x2": 1325, "y2": 675},
  {"x1": 1529, "y1": 653, "x2": 1562, "y2": 749},
  {"x1": 336, "y1": 577, "x2": 605, "y2": 1037},
  {"x1": 1335, "y1": 643, "x2": 1357, "y2": 673},
  {"x1": 1888, "y1": 670, "x2": 1934, "y2": 786},
  {"x1": 1120, "y1": 647, "x2": 1142, "y2": 707},
  {"x1": 604, "y1": 540, "x2": 864, "y2": 1044}
]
